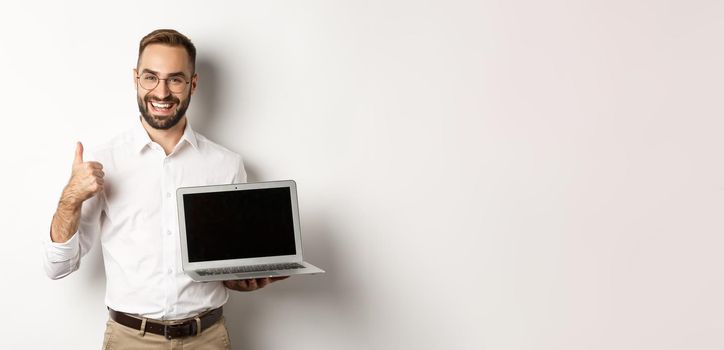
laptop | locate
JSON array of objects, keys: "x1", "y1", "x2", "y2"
[{"x1": 176, "y1": 180, "x2": 325, "y2": 282}]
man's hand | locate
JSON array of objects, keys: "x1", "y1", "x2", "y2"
[
  {"x1": 63, "y1": 142, "x2": 105, "y2": 206},
  {"x1": 223, "y1": 276, "x2": 289, "y2": 292},
  {"x1": 50, "y1": 142, "x2": 105, "y2": 243}
]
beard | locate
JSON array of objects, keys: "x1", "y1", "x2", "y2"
[{"x1": 137, "y1": 93, "x2": 191, "y2": 130}]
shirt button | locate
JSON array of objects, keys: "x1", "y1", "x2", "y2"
[
  {"x1": 167, "y1": 269, "x2": 173, "y2": 275},
  {"x1": 166, "y1": 230, "x2": 172, "y2": 236},
  {"x1": 166, "y1": 192, "x2": 171, "y2": 198}
]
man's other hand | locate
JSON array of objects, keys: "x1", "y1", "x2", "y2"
[{"x1": 223, "y1": 276, "x2": 289, "y2": 292}]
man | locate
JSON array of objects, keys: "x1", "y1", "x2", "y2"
[{"x1": 43, "y1": 29, "x2": 286, "y2": 349}]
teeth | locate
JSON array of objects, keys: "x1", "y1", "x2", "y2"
[{"x1": 151, "y1": 102, "x2": 172, "y2": 109}]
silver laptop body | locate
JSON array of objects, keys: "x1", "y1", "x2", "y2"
[{"x1": 176, "y1": 180, "x2": 325, "y2": 282}]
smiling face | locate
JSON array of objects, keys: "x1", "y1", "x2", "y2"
[{"x1": 134, "y1": 44, "x2": 197, "y2": 130}]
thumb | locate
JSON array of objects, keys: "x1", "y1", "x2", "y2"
[{"x1": 74, "y1": 141, "x2": 84, "y2": 165}]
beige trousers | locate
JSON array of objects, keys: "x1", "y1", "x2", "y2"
[{"x1": 101, "y1": 316, "x2": 232, "y2": 350}]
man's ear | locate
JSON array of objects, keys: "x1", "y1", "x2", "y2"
[
  {"x1": 132, "y1": 68, "x2": 138, "y2": 90},
  {"x1": 190, "y1": 73, "x2": 198, "y2": 96}
]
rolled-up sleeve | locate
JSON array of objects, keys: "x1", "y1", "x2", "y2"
[
  {"x1": 42, "y1": 192, "x2": 104, "y2": 280},
  {"x1": 43, "y1": 230, "x2": 81, "y2": 280}
]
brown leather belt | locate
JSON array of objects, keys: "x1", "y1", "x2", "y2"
[{"x1": 108, "y1": 307, "x2": 223, "y2": 340}]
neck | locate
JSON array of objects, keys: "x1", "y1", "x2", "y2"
[{"x1": 140, "y1": 116, "x2": 187, "y2": 155}]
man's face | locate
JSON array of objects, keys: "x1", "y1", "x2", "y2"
[{"x1": 134, "y1": 44, "x2": 197, "y2": 130}]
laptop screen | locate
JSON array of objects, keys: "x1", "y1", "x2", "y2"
[{"x1": 182, "y1": 187, "x2": 297, "y2": 262}]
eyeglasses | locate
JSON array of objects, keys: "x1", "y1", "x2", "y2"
[{"x1": 136, "y1": 72, "x2": 190, "y2": 93}]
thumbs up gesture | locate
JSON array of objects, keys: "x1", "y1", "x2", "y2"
[{"x1": 63, "y1": 142, "x2": 105, "y2": 207}]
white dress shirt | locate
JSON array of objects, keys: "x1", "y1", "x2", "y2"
[{"x1": 43, "y1": 119, "x2": 247, "y2": 320}]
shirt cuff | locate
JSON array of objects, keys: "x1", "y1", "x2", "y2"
[{"x1": 45, "y1": 230, "x2": 80, "y2": 263}]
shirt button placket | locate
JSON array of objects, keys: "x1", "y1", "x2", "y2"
[{"x1": 162, "y1": 156, "x2": 176, "y2": 315}]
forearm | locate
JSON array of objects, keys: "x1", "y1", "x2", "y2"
[
  {"x1": 44, "y1": 193, "x2": 83, "y2": 280},
  {"x1": 50, "y1": 190, "x2": 81, "y2": 243}
]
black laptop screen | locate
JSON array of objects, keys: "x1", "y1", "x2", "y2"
[{"x1": 182, "y1": 187, "x2": 297, "y2": 262}]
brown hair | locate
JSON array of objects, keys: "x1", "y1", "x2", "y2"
[{"x1": 138, "y1": 29, "x2": 196, "y2": 72}]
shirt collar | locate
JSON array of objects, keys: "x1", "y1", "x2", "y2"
[
  {"x1": 180, "y1": 119, "x2": 199, "y2": 151},
  {"x1": 132, "y1": 117, "x2": 199, "y2": 154}
]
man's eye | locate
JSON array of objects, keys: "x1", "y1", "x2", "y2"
[
  {"x1": 169, "y1": 77, "x2": 185, "y2": 84},
  {"x1": 143, "y1": 75, "x2": 158, "y2": 81}
]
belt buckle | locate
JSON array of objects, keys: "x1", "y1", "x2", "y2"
[
  {"x1": 164, "y1": 322, "x2": 194, "y2": 340},
  {"x1": 163, "y1": 324, "x2": 174, "y2": 340}
]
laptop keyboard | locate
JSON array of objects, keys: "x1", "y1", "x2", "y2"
[{"x1": 197, "y1": 262, "x2": 305, "y2": 276}]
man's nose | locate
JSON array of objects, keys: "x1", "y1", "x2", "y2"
[{"x1": 152, "y1": 79, "x2": 172, "y2": 98}]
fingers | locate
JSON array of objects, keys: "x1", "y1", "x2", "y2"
[
  {"x1": 223, "y1": 277, "x2": 287, "y2": 292},
  {"x1": 227, "y1": 279, "x2": 253, "y2": 290},
  {"x1": 74, "y1": 142, "x2": 84, "y2": 165},
  {"x1": 87, "y1": 161, "x2": 104, "y2": 170},
  {"x1": 223, "y1": 280, "x2": 244, "y2": 290},
  {"x1": 79, "y1": 164, "x2": 105, "y2": 192},
  {"x1": 87, "y1": 176, "x2": 104, "y2": 192},
  {"x1": 256, "y1": 278, "x2": 270, "y2": 288},
  {"x1": 77, "y1": 161, "x2": 103, "y2": 171}
]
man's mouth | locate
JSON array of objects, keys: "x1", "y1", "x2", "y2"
[{"x1": 148, "y1": 101, "x2": 176, "y2": 115}]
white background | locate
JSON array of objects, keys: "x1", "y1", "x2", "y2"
[{"x1": 1, "y1": 1, "x2": 722, "y2": 349}]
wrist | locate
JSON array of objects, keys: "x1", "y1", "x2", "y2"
[{"x1": 59, "y1": 189, "x2": 82, "y2": 211}]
